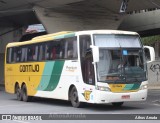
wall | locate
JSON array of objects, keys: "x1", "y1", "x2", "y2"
[{"x1": 147, "y1": 61, "x2": 160, "y2": 89}]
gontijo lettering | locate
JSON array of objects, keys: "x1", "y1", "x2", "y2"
[{"x1": 19, "y1": 64, "x2": 39, "y2": 72}]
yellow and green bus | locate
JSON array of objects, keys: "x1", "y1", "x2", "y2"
[{"x1": 5, "y1": 30, "x2": 148, "y2": 108}]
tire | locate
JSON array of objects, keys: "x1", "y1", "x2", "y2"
[
  {"x1": 15, "y1": 84, "x2": 22, "y2": 101},
  {"x1": 112, "y1": 102, "x2": 124, "y2": 107},
  {"x1": 21, "y1": 84, "x2": 32, "y2": 102},
  {"x1": 70, "y1": 86, "x2": 83, "y2": 108}
]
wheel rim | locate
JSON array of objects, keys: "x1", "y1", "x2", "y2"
[
  {"x1": 72, "y1": 91, "x2": 78, "y2": 103},
  {"x1": 71, "y1": 88, "x2": 80, "y2": 107},
  {"x1": 16, "y1": 86, "x2": 21, "y2": 100},
  {"x1": 17, "y1": 90, "x2": 20, "y2": 99},
  {"x1": 22, "y1": 86, "x2": 27, "y2": 101}
]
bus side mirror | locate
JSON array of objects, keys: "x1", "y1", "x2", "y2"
[
  {"x1": 90, "y1": 45, "x2": 99, "y2": 63},
  {"x1": 144, "y1": 46, "x2": 155, "y2": 63}
]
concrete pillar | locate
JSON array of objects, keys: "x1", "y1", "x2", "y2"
[
  {"x1": 34, "y1": 6, "x2": 124, "y2": 33},
  {"x1": 119, "y1": 9, "x2": 160, "y2": 32}
]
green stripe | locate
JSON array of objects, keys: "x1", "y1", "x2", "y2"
[
  {"x1": 37, "y1": 62, "x2": 55, "y2": 90},
  {"x1": 123, "y1": 84, "x2": 134, "y2": 90},
  {"x1": 123, "y1": 83, "x2": 140, "y2": 91},
  {"x1": 44, "y1": 61, "x2": 65, "y2": 91},
  {"x1": 54, "y1": 33, "x2": 75, "y2": 39},
  {"x1": 131, "y1": 83, "x2": 141, "y2": 90}
]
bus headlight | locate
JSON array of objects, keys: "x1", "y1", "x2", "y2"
[
  {"x1": 96, "y1": 86, "x2": 111, "y2": 91},
  {"x1": 140, "y1": 85, "x2": 148, "y2": 90}
]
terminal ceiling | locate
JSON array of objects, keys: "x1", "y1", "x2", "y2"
[{"x1": 0, "y1": 0, "x2": 160, "y2": 27}]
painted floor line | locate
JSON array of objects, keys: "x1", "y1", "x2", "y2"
[{"x1": 0, "y1": 104, "x2": 31, "y2": 109}]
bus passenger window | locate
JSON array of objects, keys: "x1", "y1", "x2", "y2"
[
  {"x1": 21, "y1": 47, "x2": 28, "y2": 62},
  {"x1": 45, "y1": 44, "x2": 50, "y2": 60},
  {"x1": 39, "y1": 45, "x2": 45, "y2": 61},
  {"x1": 50, "y1": 41, "x2": 58, "y2": 60},
  {"x1": 67, "y1": 50, "x2": 73, "y2": 58},
  {"x1": 67, "y1": 41, "x2": 74, "y2": 59},
  {"x1": 6, "y1": 48, "x2": 13, "y2": 63},
  {"x1": 13, "y1": 49, "x2": 17, "y2": 63},
  {"x1": 16, "y1": 47, "x2": 21, "y2": 62},
  {"x1": 32, "y1": 46, "x2": 38, "y2": 61},
  {"x1": 59, "y1": 41, "x2": 65, "y2": 59},
  {"x1": 73, "y1": 40, "x2": 77, "y2": 58},
  {"x1": 64, "y1": 37, "x2": 77, "y2": 59},
  {"x1": 39, "y1": 45, "x2": 42, "y2": 61},
  {"x1": 51, "y1": 47, "x2": 56, "y2": 59},
  {"x1": 27, "y1": 47, "x2": 34, "y2": 61}
]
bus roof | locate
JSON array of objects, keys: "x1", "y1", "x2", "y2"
[
  {"x1": 76, "y1": 30, "x2": 139, "y2": 35},
  {"x1": 6, "y1": 31, "x2": 74, "y2": 47},
  {"x1": 6, "y1": 30, "x2": 139, "y2": 47}
]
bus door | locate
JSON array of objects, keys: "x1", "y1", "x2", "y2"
[{"x1": 79, "y1": 35, "x2": 95, "y2": 86}]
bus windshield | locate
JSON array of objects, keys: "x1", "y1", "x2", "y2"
[{"x1": 94, "y1": 34, "x2": 146, "y2": 83}]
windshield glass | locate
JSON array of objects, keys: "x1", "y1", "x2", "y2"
[
  {"x1": 94, "y1": 34, "x2": 146, "y2": 83},
  {"x1": 94, "y1": 34, "x2": 141, "y2": 48}
]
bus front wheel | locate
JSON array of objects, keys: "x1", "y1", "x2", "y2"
[
  {"x1": 21, "y1": 84, "x2": 32, "y2": 102},
  {"x1": 70, "y1": 86, "x2": 83, "y2": 108}
]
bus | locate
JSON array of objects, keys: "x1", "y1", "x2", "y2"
[{"x1": 5, "y1": 30, "x2": 148, "y2": 108}]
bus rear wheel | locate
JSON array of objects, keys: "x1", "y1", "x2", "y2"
[
  {"x1": 70, "y1": 86, "x2": 83, "y2": 108},
  {"x1": 15, "y1": 84, "x2": 22, "y2": 101},
  {"x1": 21, "y1": 84, "x2": 32, "y2": 102},
  {"x1": 112, "y1": 102, "x2": 124, "y2": 107}
]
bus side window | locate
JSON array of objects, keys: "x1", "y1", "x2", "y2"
[
  {"x1": 50, "y1": 41, "x2": 57, "y2": 60},
  {"x1": 45, "y1": 42, "x2": 52, "y2": 60},
  {"x1": 51, "y1": 47, "x2": 56, "y2": 59},
  {"x1": 6, "y1": 47, "x2": 15, "y2": 63},
  {"x1": 33, "y1": 46, "x2": 38, "y2": 61},
  {"x1": 66, "y1": 40, "x2": 74, "y2": 59},
  {"x1": 39, "y1": 44, "x2": 46, "y2": 61},
  {"x1": 59, "y1": 40, "x2": 65, "y2": 59},
  {"x1": 63, "y1": 37, "x2": 77, "y2": 60},
  {"x1": 27, "y1": 45, "x2": 35, "y2": 61},
  {"x1": 13, "y1": 48, "x2": 17, "y2": 63},
  {"x1": 39, "y1": 45, "x2": 43, "y2": 61},
  {"x1": 16, "y1": 47, "x2": 21, "y2": 62},
  {"x1": 69, "y1": 37, "x2": 78, "y2": 59},
  {"x1": 73, "y1": 39, "x2": 78, "y2": 58},
  {"x1": 21, "y1": 47, "x2": 28, "y2": 62},
  {"x1": 6, "y1": 48, "x2": 13, "y2": 63}
]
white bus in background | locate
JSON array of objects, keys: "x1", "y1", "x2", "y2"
[
  {"x1": 144, "y1": 46, "x2": 155, "y2": 63},
  {"x1": 144, "y1": 45, "x2": 160, "y2": 89}
]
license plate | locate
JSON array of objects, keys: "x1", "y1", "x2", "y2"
[{"x1": 121, "y1": 95, "x2": 130, "y2": 99}]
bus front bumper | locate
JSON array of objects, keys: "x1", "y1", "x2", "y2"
[{"x1": 94, "y1": 89, "x2": 148, "y2": 104}]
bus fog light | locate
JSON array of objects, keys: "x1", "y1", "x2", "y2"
[
  {"x1": 140, "y1": 85, "x2": 148, "y2": 90},
  {"x1": 96, "y1": 86, "x2": 111, "y2": 91}
]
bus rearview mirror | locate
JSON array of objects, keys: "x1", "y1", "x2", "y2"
[{"x1": 90, "y1": 45, "x2": 99, "y2": 63}]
